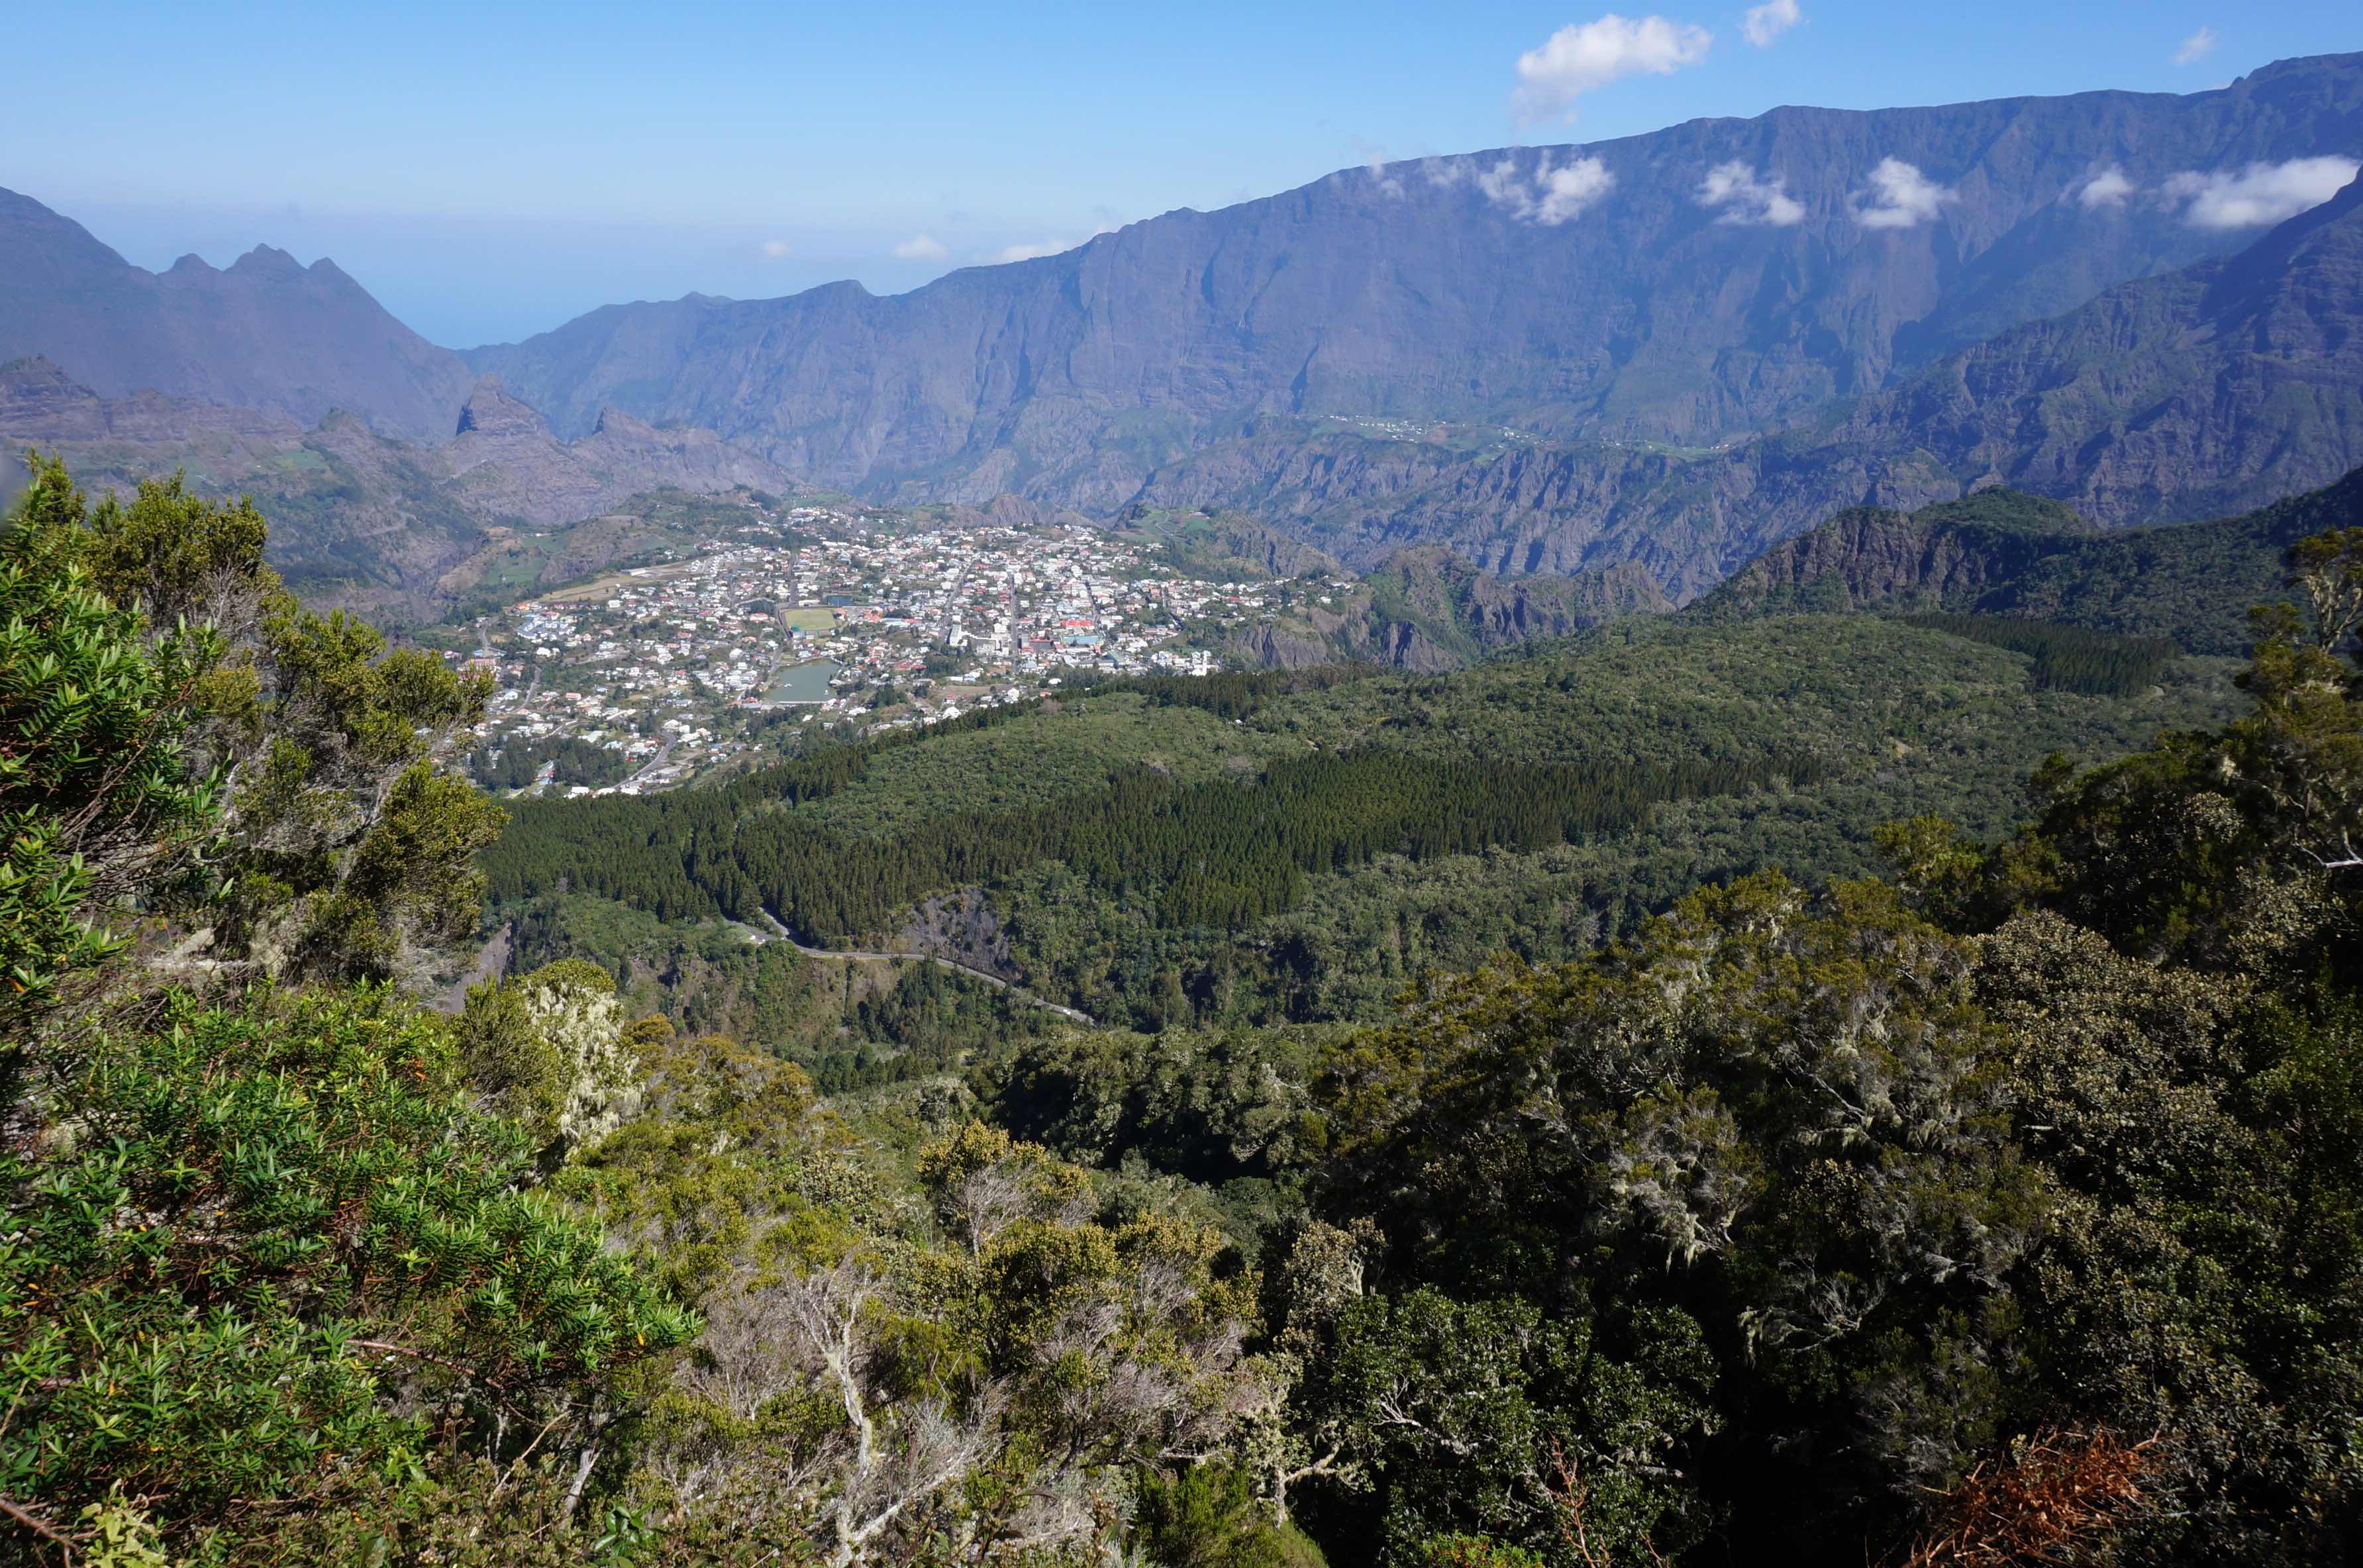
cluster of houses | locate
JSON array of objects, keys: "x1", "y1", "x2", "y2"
[{"x1": 456, "y1": 505, "x2": 1309, "y2": 797}]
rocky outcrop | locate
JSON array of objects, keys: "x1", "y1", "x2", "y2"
[
  {"x1": 1689, "y1": 467, "x2": 2363, "y2": 657},
  {"x1": 1368, "y1": 548, "x2": 1672, "y2": 646},
  {"x1": 897, "y1": 890, "x2": 1016, "y2": 979},
  {"x1": 0, "y1": 354, "x2": 301, "y2": 448},
  {"x1": 1224, "y1": 548, "x2": 1669, "y2": 670},
  {"x1": 1694, "y1": 492, "x2": 2101, "y2": 619},
  {"x1": 440, "y1": 378, "x2": 795, "y2": 526},
  {"x1": 1229, "y1": 624, "x2": 1341, "y2": 669}
]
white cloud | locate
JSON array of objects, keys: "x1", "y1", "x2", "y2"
[
  {"x1": 2172, "y1": 26, "x2": 2217, "y2": 66},
  {"x1": 1852, "y1": 158, "x2": 1954, "y2": 229},
  {"x1": 893, "y1": 234, "x2": 950, "y2": 262},
  {"x1": 1511, "y1": 14, "x2": 1713, "y2": 126},
  {"x1": 1356, "y1": 138, "x2": 1404, "y2": 197},
  {"x1": 1476, "y1": 158, "x2": 1527, "y2": 208},
  {"x1": 1742, "y1": 0, "x2": 1801, "y2": 48},
  {"x1": 2162, "y1": 156, "x2": 2360, "y2": 228},
  {"x1": 990, "y1": 224, "x2": 1118, "y2": 265},
  {"x1": 995, "y1": 240, "x2": 1074, "y2": 263},
  {"x1": 759, "y1": 239, "x2": 793, "y2": 259},
  {"x1": 1698, "y1": 160, "x2": 1805, "y2": 224},
  {"x1": 1534, "y1": 157, "x2": 1616, "y2": 222},
  {"x1": 2078, "y1": 166, "x2": 2136, "y2": 210},
  {"x1": 1474, "y1": 153, "x2": 1617, "y2": 224}
]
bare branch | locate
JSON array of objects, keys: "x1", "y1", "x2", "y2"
[
  {"x1": 0, "y1": 1493, "x2": 77, "y2": 1552},
  {"x1": 2304, "y1": 831, "x2": 2363, "y2": 871}
]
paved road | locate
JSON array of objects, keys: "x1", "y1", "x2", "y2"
[
  {"x1": 623, "y1": 736, "x2": 677, "y2": 789},
  {"x1": 745, "y1": 907, "x2": 1097, "y2": 1026}
]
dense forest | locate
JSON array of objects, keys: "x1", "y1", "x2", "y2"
[
  {"x1": 1893, "y1": 613, "x2": 2180, "y2": 695},
  {"x1": 488, "y1": 746, "x2": 1821, "y2": 936},
  {"x1": 485, "y1": 609, "x2": 2237, "y2": 1030},
  {"x1": 472, "y1": 734, "x2": 640, "y2": 791},
  {"x1": 7, "y1": 456, "x2": 2363, "y2": 1567}
]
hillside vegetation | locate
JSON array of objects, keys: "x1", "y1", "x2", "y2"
[
  {"x1": 486, "y1": 611, "x2": 2240, "y2": 1030},
  {"x1": 1701, "y1": 467, "x2": 2363, "y2": 654},
  {"x1": 9, "y1": 460, "x2": 2363, "y2": 1568}
]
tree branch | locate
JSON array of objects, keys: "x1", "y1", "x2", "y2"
[
  {"x1": 0, "y1": 1493, "x2": 76, "y2": 1551},
  {"x1": 2304, "y1": 831, "x2": 2363, "y2": 871}
]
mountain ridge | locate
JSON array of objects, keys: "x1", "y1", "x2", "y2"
[
  {"x1": 1693, "y1": 466, "x2": 2363, "y2": 654},
  {"x1": 464, "y1": 55, "x2": 2363, "y2": 508},
  {"x1": 9, "y1": 58, "x2": 2363, "y2": 611},
  {"x1": 0, "y1": 356, "x2": 793, "y2": 620},
  {"x1": 1127, "y1": 163, "x2": 2363, "y2": 596},
  {"x1": 0, "y1": 187, "x2": 474, "y2": 441}
]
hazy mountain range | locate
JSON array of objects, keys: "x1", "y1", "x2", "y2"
[
  {"x1": 5, "y1": 52, "x2": 2362, "y2": 611},
  {"x1": 0, "y1": 187, "x2": 472, "y2": 442},
  {"x1": 0, "y1": 356, "x2": 789, "y2": 620}
]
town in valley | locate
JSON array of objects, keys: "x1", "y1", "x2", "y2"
[{"x1": 448, "y1": 496, "x2": 1347, "y2": 797}]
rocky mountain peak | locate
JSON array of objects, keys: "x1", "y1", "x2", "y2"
[
  {"x1": 592, "y1": 406, "x2": 660, "y2": 441},
  {"x1": 453, "y1": 377, "x2": 551, "y2": 440},
  {"x1": 223, "y1": 244, "x2": 305, "y2": 279}
]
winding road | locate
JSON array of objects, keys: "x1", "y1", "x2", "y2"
[{"x1": 744, "y1": 907, "x2": 1097, "y2": 1026}]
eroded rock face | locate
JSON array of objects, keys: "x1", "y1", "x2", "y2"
[
  {"x1": 0, "y1": 354, "x2": 301, "y2": 446},
  {"x1": 899, "y1": 891, "x2": 1016, "y2": 979},
  {"x1": 1223, "y1": 549, "x2": 1673, "y2": 671},
  {"x1": 1700, "y1": 501, "x2": 2097, "y2": 617},
  {"x1": 1688, "y1": 467, "x2": 2363, "y2": 659},
  {"x1": 441, "y1": 377, "x2": 795, "y2": 526},
  {"x1": 1231, "y1": 625, "x2": 1339, "y2": 670}
]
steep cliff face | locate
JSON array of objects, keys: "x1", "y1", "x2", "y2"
[
  {"x1": 1362, "y1": 547, "x2": 1672, "y2": 656},
  {"x1": 1807, "y1": 166, "x2": 2363, "y2": 526},
  {"x1": 1231, "y1": 621, "x2": 1369, "y2": 671},
  {"x1": 1133, "y1": 168, "x2": 2363, "y2": 598},
  {"x1": 0, "y1": 189, "x2": 474, "y2": 441},
  {"x1": 1694, "y1": 491, "x2": 2104, "y2": 619},
  {"x1": 1223, "y1": 547, "x2": 1670, "y2": 670},
  {"x1": 466, "y1": 56, "x2": 2363, "y2": 512},
  {"x1": 1125, "y1": 507, "x2": 1346, "y2": 583},
  {"x1": 0, "y1": 356, "x2": 477, "y2": 604},
  {"x1": 1129, "y1": 419, "x2": 1999, "y2": 593},
  {"x1": 1689, "y1": 468, "x2": 2363, "y2": 657},
  {"x1": 0, "y1": 353, "x2": 302, "y2": 450}
]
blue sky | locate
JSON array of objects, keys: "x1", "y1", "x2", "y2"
[{"x1": 7, "y1": 1, "x2": 2354, "y2": 346}]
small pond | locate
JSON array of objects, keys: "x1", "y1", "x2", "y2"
[{"x1": 762, "y1": 660, "x2": 840, "y2": 703}]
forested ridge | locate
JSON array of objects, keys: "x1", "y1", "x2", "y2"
[
  {"x1": 1894, "y1": 612, "x2": 2180, "y2": 695},
  {"x1": 486, "y1": 607, "x2": 2239, "y2": 1029},
  {"x1": 1703, "y1": 469, "x2": 2363, "y2": 656},
  {"x1": 487, "y1": 746, "x2": 1821, "y2": 937},
  {"x1": 8, "y1": 457, "x2": 2363, "y2": 1568}
]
